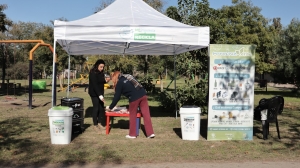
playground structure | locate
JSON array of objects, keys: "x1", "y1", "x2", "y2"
[
  {"x1": 58, "y1": 61, "x2": 91, "y2": 92},
  {"x1": 0, "y1": 40, "x2": 56, "y2": 109},
  {"x1": 58, "y1": 73, "x2": 89, "y2": 92},
  {"x1": 57, "y1": 61, "x2": 110, "y2": 92}
]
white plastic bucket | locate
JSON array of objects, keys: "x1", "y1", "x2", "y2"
[
  {"x1": 180, "y1": 105, "x2": 201, "y2": 140},
  {"x1": 48, "y1": 106, "x2": 73, "y2": 144}
]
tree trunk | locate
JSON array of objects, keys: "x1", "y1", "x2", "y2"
[
  {"x1": 165, "y1": 68, "x2": 167, "y2": 80},
  {"x1": 1, "y1": 45, "x2": 5, "y2": 87},
  {"x1": 144, "y1": 55, "x2": 148, "y2": 75},
  {"x1": 160, "y1": 74, "x2": 163, "y2": 92},
  {"x1": 59, "y1": 73, "x2": 63, "y2": 89},
  {"x1": 195, "y1": 70, "x2": 198, "y2": 81}
]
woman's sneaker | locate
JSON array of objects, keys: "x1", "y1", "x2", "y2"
[
  {"x1": 98, "y1": 123, "x2": 106, "y2": 130},
  {"x1": 125, "y1": 135, "x2": 137, "y2": 139},
  {"x1": 147, "y1": 134, "x2": 155, "y2": 138},
  {"x1": 93, "y1": 125, "x2": 101, "y2": 134}
]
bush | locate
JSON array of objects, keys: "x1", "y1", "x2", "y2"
[
  {"x1": 159, "y1": 79, "x2": 208, "y2": 114},
  {"x1": 139, "y1": 74, "x2": 156, "y2": 93}
]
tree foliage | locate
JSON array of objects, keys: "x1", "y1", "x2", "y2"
[
  {"x1": 0, "y1": 4, "x2": 13, "y2": 85},
  {"x1": 273, "y1": 19, "x2": 300, "y2": 86},
  {"x1": 217, "y1": 0, "x2": 277, "y2": 76},
  {"x1": 0, "y1": 4, "x2": 12, "y2": 33},
  {"x1": 95, "y1": 0, "x2": 165, "y2": 12},
  {"x1": 163, "y1": 0, "x2": 214, "y2": 112}
]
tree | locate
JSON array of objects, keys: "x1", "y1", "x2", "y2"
[
  {"x1": 165, "y1": 6, "x2": 182, "y2": 22},
  {"x1": 143, "y1": 0, "x2": 165, "y2": 12},
  {"x1": 94, "y1": 0, "x2": 114, "y2": 12},
  {"x1": 33, "y1": 24, "x2": 57, "y2": 78},
  {"x1": 161, "y1": 0, "x2": 215, "y2": 112},
  {"x1": 217, "y1": 0, "x2": 277, "y2": 78},
  {"x1": 0, "y1": 4, "x2": 12, "y2": 86},
  {"x1": 0, "y1": 4, "x2": 12, "y2": 33},
  {"x1": 4, "y1": 21, "x2": 55, "y2": 79},
  {"x1": 274, "y1": 19, "x2": 300, "y2": 87},
  {"x1": 95, "y1": 0, "x2": 165, "y2": 12},
  {"x1": 167, "y1": 0, "x2": 220, "y2": 80}
]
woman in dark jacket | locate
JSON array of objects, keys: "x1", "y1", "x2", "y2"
[
  {"x1": 88, "y1": 59, "x2": 108, "y2": 134},
  {"x1": 106, "y1": 71, "x2": 155, "y2": 139}
]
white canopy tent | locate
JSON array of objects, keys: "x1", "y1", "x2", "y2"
[{"x1": 52, "y1": 0, "x2": 209, "y2": 115}]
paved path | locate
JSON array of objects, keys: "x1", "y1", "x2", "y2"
[{"x1": 12, "y1": 161, "x2": 297, "y2": 168}]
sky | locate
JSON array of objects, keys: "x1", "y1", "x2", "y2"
[{"x1": 1, "y1": 0, "x2": 299, "y2": 26}]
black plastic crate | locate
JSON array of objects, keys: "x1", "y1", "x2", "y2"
[
  {"x1": 72, "y1": 119, "x2": 84, "y2": 134},
  {"x1": 72, "y1": 109, "x2": 84, "y2": 120},
  {"x1": 61, "y1": 97, "x2": 84, "y2": 109}
]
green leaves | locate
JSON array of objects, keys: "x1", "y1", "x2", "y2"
[
  {"x1": 159, "y1": 79, "x2": 208, "y2": 113},
  {"x1": 273, "y1": 19, "x2": 300, "y2": 85}
]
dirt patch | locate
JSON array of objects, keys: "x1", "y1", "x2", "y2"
[
  {"x1": 0, "y1": 96, "x2": 50, "y2": 110},
  {"x1": 268, "y1": 82, "x2": 297, "y2": 89}
]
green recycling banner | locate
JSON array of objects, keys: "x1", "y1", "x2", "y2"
[{"x1": 207, "y1": 44, "x2": 256, "y2": 141}]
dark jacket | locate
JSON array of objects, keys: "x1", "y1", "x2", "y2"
[
  {"x1": 109, "y1": 76, "x2": 146, "y2": 109},
  {"x1": 88, "y1": 71, "x2": 105, "y2": 97}
]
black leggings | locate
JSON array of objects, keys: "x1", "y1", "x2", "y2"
[{"x1": 91, "y1": 96, "x2": 105, "y2": 126}]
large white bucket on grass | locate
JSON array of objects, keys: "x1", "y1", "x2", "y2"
[
  {"x1": 48, "y1": 106, "x2": 73, "y2": 144},
  {"x1": 180, "y1": 105, "x2": 201, "y2": 140}
]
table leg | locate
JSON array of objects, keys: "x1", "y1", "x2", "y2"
[
  {"x1": 136, "y1": 117, "x2": 140, "y2": 136},
  {"x1": 106, "y1": 116, "x2": 110, "y2": 135}
]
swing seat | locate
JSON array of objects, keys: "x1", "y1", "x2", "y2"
[{"x1": 5, "y1": 96, "x2": 16, "y2": 101}]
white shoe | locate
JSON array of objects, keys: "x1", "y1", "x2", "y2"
[
  {"x1": 98, "y1": 124, "x2": 106, "y2": 129},
  {"x1": 147, "y1": 134, "x2": 155, "y2": 138},
  {"x1": 125, "y1": 135, "x2": 136, "y2": 139}
]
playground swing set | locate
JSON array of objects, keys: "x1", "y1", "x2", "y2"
[
  {"x1": 1, "y1": 44, "x2": 18, "y2": 102},
  {"x1": 3, "y1": 50, "x2": 36, "y2": 102},
  {"x1": 0, "y1": 40, "x2": 56, "y2": 109}
]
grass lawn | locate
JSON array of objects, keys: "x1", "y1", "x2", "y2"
[{"x1": 0, "y1": 80, "x2": 299, "y2": 167}]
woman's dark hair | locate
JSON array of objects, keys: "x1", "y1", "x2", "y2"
[{"x1": 90, "y1": 59, "x2": 105, "y2": 73}]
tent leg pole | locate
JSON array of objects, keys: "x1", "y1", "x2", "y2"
[
  {"x1": 51, "y1": 41, "x2": 57, "y2": 107},
  {"x1": 67, "y1": 55, "x2": 71, "y2": 97},
  {"x1": 174, "y1": 53, "x2": 177, "y2": 119}
]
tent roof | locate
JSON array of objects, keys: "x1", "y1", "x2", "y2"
[{"x1": 54, "y1": 0, "x2": 210, "y2": 55}]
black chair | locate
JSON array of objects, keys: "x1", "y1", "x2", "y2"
[{"x1": 253, "y1": 96, "x2": 284, "y2": 140}]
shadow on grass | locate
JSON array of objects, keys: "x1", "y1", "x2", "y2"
[
  {"x1": 0, "y1": 88, "x2": 51, "y2": 97},
  {"x1": 253, "y1": 124, "x2": 264, "y2": 140},
  {"x1": 71, "y1": 123, "x2": 91, "y2": 140},
  {"x1": 85, "y1": 105, "x2": 174, "y2": 118},
  {"x1": 283, "y1": 111, "x2": 300, "y2": 120},
  {"x1": 252, "y1": 119, "x2": 282, "y2": 140},
  {"x1": 107, "y1": 118, "x2": 127, "y2": 130},
  {"x1": 0, "y1": 117, "x2": 124, "y2": 167},
  {"x1": 107, "y1": 118, "x2": 154, "y2": 137},
  {"x1": 108, "y1": 119, "x2": 146, "y2": 136},
  {"x1": 173, "y1": 128, "x2": 181, "y2": 138}
]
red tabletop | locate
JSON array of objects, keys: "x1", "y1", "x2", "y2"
[{"x1": 105, "y1": 111, "x2": 142, "y2": 117}]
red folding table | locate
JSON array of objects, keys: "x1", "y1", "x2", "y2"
[{"x1": 105, "y1": 111, "x2": 142, "y2": 135}]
